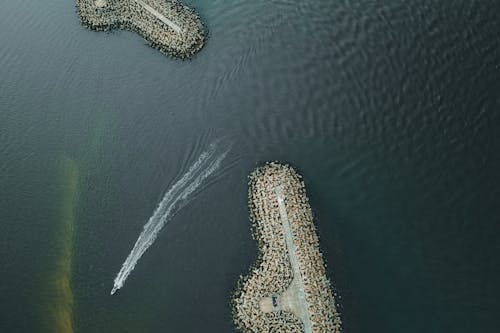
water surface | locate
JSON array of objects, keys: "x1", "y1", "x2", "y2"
[{"x1": 1, "y1": 0, "x2": 500, "y2": 332}]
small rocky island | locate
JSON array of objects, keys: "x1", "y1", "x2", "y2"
[
  {"x1": 76, "y1": 0, "x2": 205, "y2": 58},
  {"x1": 232, "y1": 162, "x2": 342, "y2": 333}
]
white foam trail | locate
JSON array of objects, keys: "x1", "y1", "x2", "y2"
[{"x1": 111, "y1": 143, "x2": 228, "y2": 295}]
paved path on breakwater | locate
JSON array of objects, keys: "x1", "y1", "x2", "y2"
[
  {"x1": 275, "y1": 186, "x2": 313, "y2": 333},
  {"x1": 133, "y1": 0, "x2": 182, "y2": 33}
]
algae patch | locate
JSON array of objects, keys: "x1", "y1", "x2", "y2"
[{"x1": 45, "y1": 157, "x2": 79, "y2": 333}]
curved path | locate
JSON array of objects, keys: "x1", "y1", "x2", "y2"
[{"x1": 275, "y1": 186, "x2": 313, "y2": 333}]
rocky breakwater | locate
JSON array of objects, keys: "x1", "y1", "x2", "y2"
[
  {"x1": 232, "y1": 162, "x2": 342, "y2": 333},
  {"x1": 76, "y1": 0, "x2": 205, "y2": 58}
]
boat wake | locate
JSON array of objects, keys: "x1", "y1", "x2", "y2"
[{"x1": 111, "y1": 141, "x2": 229, "y2": 295}]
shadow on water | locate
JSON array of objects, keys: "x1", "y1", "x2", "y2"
[{"x1": 42, "y1": 156, "x2": 79, "y2": 333}]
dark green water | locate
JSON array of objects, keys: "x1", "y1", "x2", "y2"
[{"x1": 1, "y1": 0, "x2": 500, "y2": 332}]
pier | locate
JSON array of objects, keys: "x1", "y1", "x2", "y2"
[
  {"x1": 76, "y1": 0, "x2": 205, "y2": 58},
  {"x1": 232, "y1": 162, "x2": 342, "y2": 333}
]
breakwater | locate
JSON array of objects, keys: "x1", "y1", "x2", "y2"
[
  {"x1": 76, "y1": 0, "x2": 205, "y2": 58},
  {"x1": 232, "y1": 162, "x2": 342, "y2": 333}
]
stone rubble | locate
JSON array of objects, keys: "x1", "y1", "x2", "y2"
[
  {"x1": 232, "y1": 162, "x2": 342, "y2": 333},
  {"x1": 76, "y1": 0, "x2": 205, "y2": 58}
]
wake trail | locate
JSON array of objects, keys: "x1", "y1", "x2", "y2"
[{"x1": 111, "y1": 143, "x2": 229, "y2": 295}]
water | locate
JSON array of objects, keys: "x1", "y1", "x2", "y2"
[
  {"x1": 1, "y1": 0, "x2": 500, "y2": 332},
  {"x1": 112, "y1": 141, "x2": 229, "y2": 294}
]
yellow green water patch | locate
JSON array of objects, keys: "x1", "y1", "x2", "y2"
[{"x1": 45, "y1": 156, "x2": 79, "y2": 333}]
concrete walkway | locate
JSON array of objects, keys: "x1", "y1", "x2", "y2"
[
  {"x1": 275, "y1": 186, "x2": 313, "y2": 333},
  {"x1": 133, "y1": 0, "x2": 182, "y2": 33}
]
